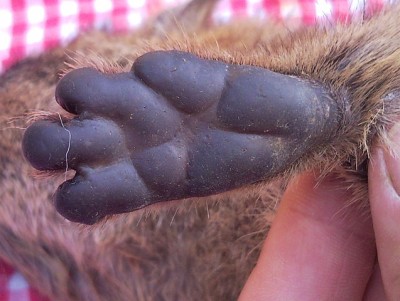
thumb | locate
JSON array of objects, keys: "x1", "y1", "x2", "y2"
[
  {"x1": 239, "y1": 172, "x2": 375, "y2": 301},
  {"x1": 369, "y1": 125, "x2": 400, "y2": 301}
]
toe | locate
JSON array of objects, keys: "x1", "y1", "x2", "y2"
[
  {"x1": 22, "y1": 119, "x2": 72, "y2": 170},
  {"x1": 133, "y1": 50, "x2": 228, "y2": 114},
  {"x1": 22, "y1": 118, "x2": 125, "y2": 170},
  {"x1": 55, "y1": 161, "x2": 153, "y2": 224}
]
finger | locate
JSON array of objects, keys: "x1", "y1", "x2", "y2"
[
  {"x1": 363, "y1": 263, "x2": 387, "y2": 301},
  {"x1": 22, "y1": 118, "x2": 124, "y2": 170},
  {"x1": 239, "y1": 172, "x2": 376, "y2": 301},
  {"x1": 369, "y1": 126, "x2": 400, "y2": 300},
  {"x1": 55, "y1": 161, "x2": 154, "y2": 224},
  {"x1": 133, "y1": 50, "x2": 228, "y2": 114}
]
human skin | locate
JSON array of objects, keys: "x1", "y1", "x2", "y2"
[{"x1": 240, "y1": 127, "x2": 400, "y2": 301}]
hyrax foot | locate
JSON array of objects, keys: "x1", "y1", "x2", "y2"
[{"x1": 22, "y1": 50, "x2": 338, "y2": 224}]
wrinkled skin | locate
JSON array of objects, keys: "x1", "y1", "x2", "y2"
[{"x1": 23, "y1": 50, "x2": 338, "y2": 224}]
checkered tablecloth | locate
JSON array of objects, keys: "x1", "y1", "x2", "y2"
[
  {"x1": 0, "y1": 0, "x2": 387, "y2": 300},
  {"x1": 1, "y1": 0, "x2": 387, "y2": 74},
  {"x1": 0, "y1": 262, "x2": 49, "y2": 301}
]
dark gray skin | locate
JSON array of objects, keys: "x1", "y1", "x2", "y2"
[{"x1": 22, "y1": 50, "x2": 338, "y2": 224}]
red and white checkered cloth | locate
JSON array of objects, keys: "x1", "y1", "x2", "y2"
[
  {"x1": 0, "y1": 0, "x2": 389, "y2": 300},
  {"x1": 1, "y1": 0, "x2": 388, "y2": 74},
  {"x1": 0, "y1": 262, "x2": 49, "y2": 301}
]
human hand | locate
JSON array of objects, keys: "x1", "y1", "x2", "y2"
[{"x1": 239, "y1": 128, "x2": 400, "y2": 301}]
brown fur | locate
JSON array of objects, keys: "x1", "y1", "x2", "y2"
[{"x1": 1, "y1": 1, "x2": 400, "y2": 300}]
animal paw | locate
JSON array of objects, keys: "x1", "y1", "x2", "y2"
[{"x1": 22, "y1": 50, "x2": 338, "y2": 224}]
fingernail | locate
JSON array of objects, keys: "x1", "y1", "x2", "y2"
[{"x1": 383, "y1": 124, "x2": 400, "y2": 195}]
